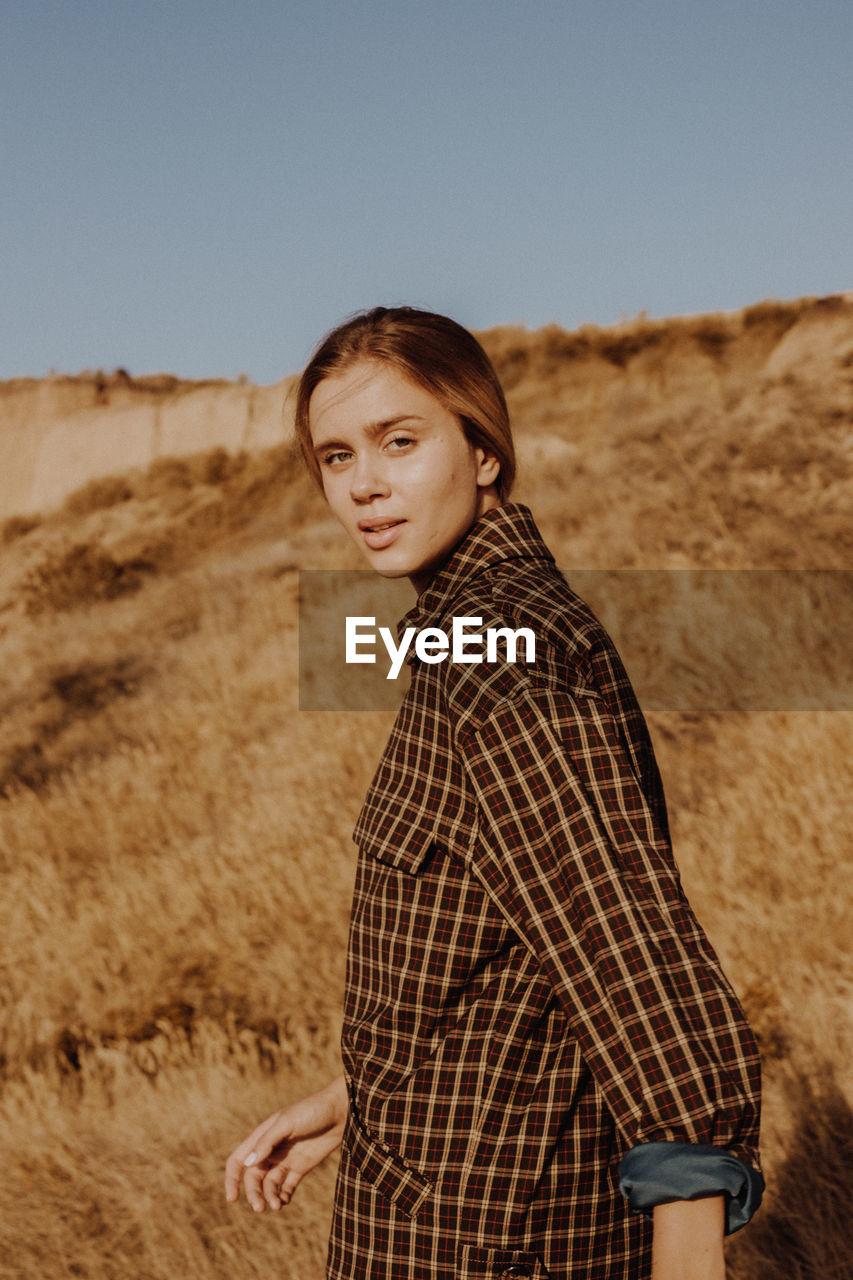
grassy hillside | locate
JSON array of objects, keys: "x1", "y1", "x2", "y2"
[{"x1": 0, "y1": 296, "x2": 850, "y2": 1279}]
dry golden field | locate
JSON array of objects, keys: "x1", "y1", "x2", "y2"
[{"x1": 0, "y1": 296, "x2": 851, "y2": 1278}]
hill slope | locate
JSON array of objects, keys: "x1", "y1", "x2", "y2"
[{"x1": 0, "y1": 295, "x2": 850, "y2": 1280}]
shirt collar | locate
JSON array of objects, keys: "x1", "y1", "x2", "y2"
[{"x1": 396, "y1": 502, "x2": 555, "y2": 644}]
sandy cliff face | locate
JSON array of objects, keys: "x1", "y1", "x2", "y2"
[{"x1": 0, "y1": 373, "x2": 296, "y2": 520}]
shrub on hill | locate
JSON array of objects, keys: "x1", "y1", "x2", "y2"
[
  {"x1": 1, "y1": 514, "x2": 41, "y2": 544},
  {"x1": 21, "y1": 543, "x2": 156, "y2": 616},
  {"x1": 63, "y1": 475, "x2": 134, "y2": 517}
]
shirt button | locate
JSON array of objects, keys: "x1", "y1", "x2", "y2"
[{"x1": 498, "y1": 1268, "x2": 532, "y2": 1278}]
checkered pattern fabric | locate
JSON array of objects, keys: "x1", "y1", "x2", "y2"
[{"x1": 326, "y1": 503, "x2": 761, "y2": 1280}]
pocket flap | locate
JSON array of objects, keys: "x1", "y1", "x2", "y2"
[
  {"x1": 457, "y1": 1245, "x2": 550, "y2": 1279},
  {"x1": 342, "y1": 1107, "x2": 433, "y2": 1219},
  {"x1": 352, "y1": 799, "x2": 438, "y2": 874}
]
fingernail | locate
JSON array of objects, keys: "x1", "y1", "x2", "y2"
[{"x1": 244, "y1": 1151, "x2": 258, "y2": 1167}]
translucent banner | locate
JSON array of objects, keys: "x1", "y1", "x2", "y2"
[{"x1": 298, "y1": 570, "x2": 852, "y2": 712}]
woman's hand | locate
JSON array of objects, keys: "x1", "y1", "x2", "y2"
[
  {"x1": 652, "y1": 1195, "x2": 727, "y2": 1280},
  {"x1": 224, "y1": 1073, "x2": 349, "y2": 1213}
]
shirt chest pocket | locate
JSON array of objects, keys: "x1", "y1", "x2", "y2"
[{"x1": 353, "y1": 804, "x2": 440, "y2": 876}]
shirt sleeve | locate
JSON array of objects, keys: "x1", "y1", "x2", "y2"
[
  {"x1": 618, "y1": 1141, "x2": 764, "y2": 1235},
  {"x1": 453, "y1": 675, "x2": 762, "y2": 1176}
]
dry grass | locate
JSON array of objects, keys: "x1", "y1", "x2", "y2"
[
  {"x1": 1, "y1": 298, "x2": 850, "y2": 1277},
  {"x1": 479, "y1": 294, "x2": 853, "y2": 570},
  {"x1": 0, "y1": 550, "x2": 389, "y2": 1278},
  {"x1": 726, "y1": 1066, "x2": 852, "y2": 1280}
]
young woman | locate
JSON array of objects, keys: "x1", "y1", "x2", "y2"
[{"x1": 224, "y1": 308, "x2": 763, "y2": 1280}]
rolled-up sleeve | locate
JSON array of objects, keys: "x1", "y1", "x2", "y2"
[
  {"x1": 454, "y1": 677, "x2": 762, "y2": 1188},
  {"x1": 618, "y1": 1141, "x2": 764, "y2": 1234}
]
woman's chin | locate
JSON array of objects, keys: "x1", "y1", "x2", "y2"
[{"x1": 366, "y1": 560, "x2": 415, "y2": 581}]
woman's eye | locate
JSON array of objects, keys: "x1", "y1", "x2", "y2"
[
  {"x1": 387, "y1": 435, "x2": 414, "y2": 451},
  {"x1": 323, "y1": 450, "x2": 351, "y2": 466}
]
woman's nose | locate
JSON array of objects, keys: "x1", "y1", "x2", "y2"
[{"x1": 349, "y1": 453, "x2": 390, "y2": 501}]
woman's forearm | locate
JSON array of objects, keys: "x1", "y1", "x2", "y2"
[{"x1": 652, "y1": 1196, "x2": 726, "y2": 1280}]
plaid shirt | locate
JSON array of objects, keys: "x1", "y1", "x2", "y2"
[{"x1": 327, "y1": 503, "x2": 761, "y2": 1280}]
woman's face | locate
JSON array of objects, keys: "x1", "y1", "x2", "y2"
[{"x1": 308, "y1": 359, "x2": 501, "y2": 592}]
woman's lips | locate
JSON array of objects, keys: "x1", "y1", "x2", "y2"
[{"x1": 360, "y1": 519, "x2": 406, "y2": 550}]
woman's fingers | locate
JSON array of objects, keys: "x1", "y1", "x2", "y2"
[
  {"x1": 224, "y1": 1145, "x2": 252, "y2": 1203},
  {"x1": 261, "y1": 1161, "x2": 303, "y2": 1210},
  {"x1": 224, "y1": 1110, "x2": 292, "y2": 1207},
  {"x1": 244, "y1": 1111, "x2": 294, "y2": 1169},
  {"x1": 239, "y1": 1154, "x2": 303, "y2": 1214},
  {"x1": 224, "y1": 1081, "x2": 347, "y2": 1212},
  {"x1": 261, "y1": 1165, "x2": 283, "y2": 1211}
]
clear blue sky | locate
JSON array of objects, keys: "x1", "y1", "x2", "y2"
[{"x1": 3, "y1": 0, "x2": 851, "y2": 383}]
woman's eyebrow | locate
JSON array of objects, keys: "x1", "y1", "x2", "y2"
[{"x1": 312, "y1": 414, "x2": 424, "y2": 456}]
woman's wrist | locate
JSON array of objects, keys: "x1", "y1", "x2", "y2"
[{"x1": 323, "y1": 1072, "x2": 350, "y2": 1130}]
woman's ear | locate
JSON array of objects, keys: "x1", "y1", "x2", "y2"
[{"x1": 474, "y1": 446, "x2": 501, "y2": 488}]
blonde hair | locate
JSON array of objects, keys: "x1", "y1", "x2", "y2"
[{"x1": 294, "y1": 307, "x2": 515, "y2": 500}]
